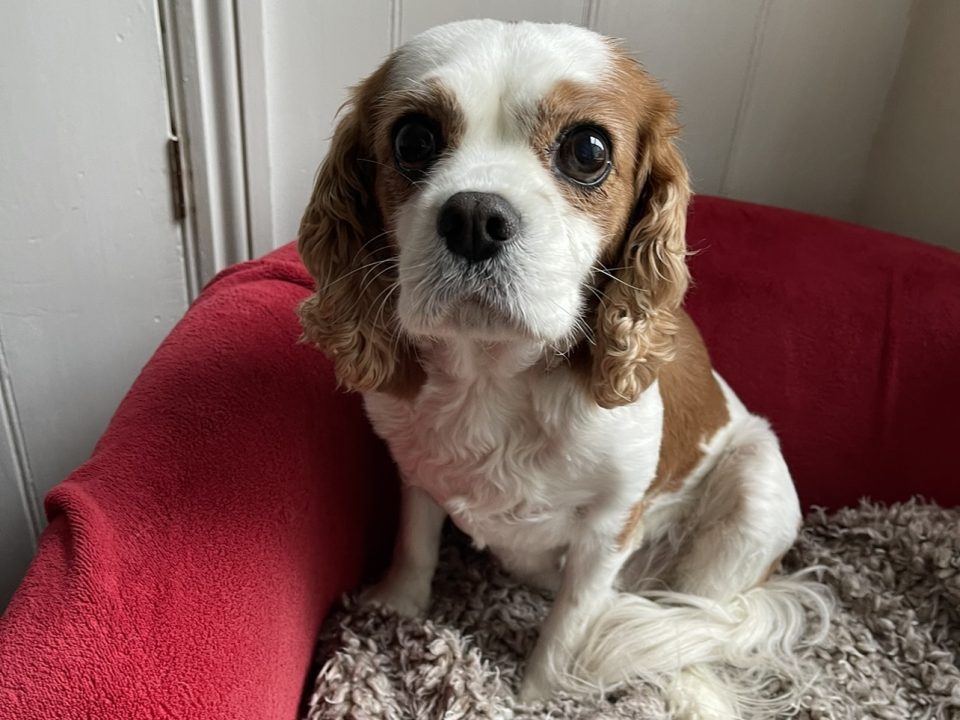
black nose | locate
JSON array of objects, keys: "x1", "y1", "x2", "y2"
[{"x1": 436, "y1": 191, "x2": 520, "y2": 263}]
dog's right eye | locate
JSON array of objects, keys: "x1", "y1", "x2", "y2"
[{"x1": 394, "y1": 117, "x2": 440, "y2": 175}]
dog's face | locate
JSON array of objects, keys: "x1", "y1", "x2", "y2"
[
  {"x1": 299, "y1": 20, "x2": 690, "y2": 408},
  {"x1": 387, "y1": 23, "x2": 626, "y2": 345}
]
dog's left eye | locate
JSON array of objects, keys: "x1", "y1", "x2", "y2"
[
  {"x1": 555, "y1": 126, "x2": 612, "y2": 187},
  {"x1": 394, "y1": 116, "x2": 440, "y2": 175}
]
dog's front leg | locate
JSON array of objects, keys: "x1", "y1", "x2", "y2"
[
  {"x1": 519, "y1": 535, "x2": 627, "y2": 702},
  {"x1": 362, "y1": 482, "x2": 446, "y2": 617}
]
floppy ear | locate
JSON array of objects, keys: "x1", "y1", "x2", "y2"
[
  {"x1": 297, "y1": 65, "x2": 423, "y2": 396},
  {"x1": 592, "y1": 90, "x2": 691, "y2": 409}
]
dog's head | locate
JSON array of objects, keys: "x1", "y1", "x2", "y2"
[{"x1": 299, "y1": 20, "x2": 690, "y2": 408}]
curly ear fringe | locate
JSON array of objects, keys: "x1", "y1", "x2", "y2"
[
  {"x1": 296, "y1": 60, "x2": 422, "y2": 397},
  {"x1": 593, "y1": 98, "x2": 691, "y2": 409}
]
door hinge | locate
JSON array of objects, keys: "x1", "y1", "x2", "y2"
[{"x1": 167, "y1": 136, "x2": 186, "y2": 221}]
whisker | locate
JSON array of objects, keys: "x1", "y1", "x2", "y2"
[
  {"x1": 321, "y1": 257, "x2": 397, "y2": 293},
  {"x1": 593, "y1": 266, "x2": 644, "y2": 294},
  {"x1": 542, "y1": 296, "x2": 596, "y2": 347},
  {"x1": 371, "y1": 281, "x2": 400, "y2": 331},
  {"x1": 355, "y1": 261, "x2": 398, "y2": 299},
  {"x1": 338, "y1": 264, "x2": 398, "y2": 323},
  {"x1": 356, "y1": 228, "x2": 399, "y2": 254},
  {"x1": 587, "y1": 285, "x2": 608, "y2": 304}
]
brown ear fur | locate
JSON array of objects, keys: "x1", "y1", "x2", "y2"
[
  {"x1": 297, "y1": 62, "x2": 423, "y2": 397},
  {"x1": 592, "y1": 86, "x2": 691, "y2": 409}
]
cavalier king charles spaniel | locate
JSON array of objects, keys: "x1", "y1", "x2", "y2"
[{"x1": 298, "y1": 19, "x2": 829, "y2": 719}]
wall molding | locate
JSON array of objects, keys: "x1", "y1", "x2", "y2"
[
  {"x1": 158, "y1": 0, "x2": 251, "y2": 292},
  {"x1": 583, "y1": 0, "x2": 601, "y2": 30},
  {"x1": 234, "y1": 0, "x2": 275, "y2": 259},
  {"x1": 0, "y1": 328, "x2": 42, "y2": 543},
  {"x1": 390, "y1": 0, "x2": 404, "y2": 50},
  {"x1": 718, "y1": 0, "x2": 772, "y2": 197}
]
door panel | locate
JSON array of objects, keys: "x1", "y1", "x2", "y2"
[{"x1": 0, "y1": 0, "x2": 188, "y2": 606}]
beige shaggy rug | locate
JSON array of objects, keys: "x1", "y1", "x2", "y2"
[{"x1": 305, "y1": 500, "x2": 960, "y2": 719}]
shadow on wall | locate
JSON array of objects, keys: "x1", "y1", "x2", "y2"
[{"x1": 858, "y1": 0, "x2": 960, "y2": 252}]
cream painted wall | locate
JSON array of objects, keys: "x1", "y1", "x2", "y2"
[
  {"x1": 250, "y1": 0, "x2": 925, "y2": 247},
  {"x1": 858, "y1": 0, "x2": 960, "y2": 251},
  {"x1": 718, "y1": 0, "x2": 911, "y2": 220},
  {"x1": 256, "y1": 2, "x2": 393, "y2": 250}
]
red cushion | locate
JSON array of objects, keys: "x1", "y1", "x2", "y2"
[
  {"x1": 686, "y1": 196, "x2": 960, "y2": 509},
  {"x1": 0, "y1": 252, "x2": 395, "y2": 720}
]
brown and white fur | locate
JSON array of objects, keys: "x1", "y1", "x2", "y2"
[{"x1": 298, "y1": 20, "x2": 828, "y2": 719}]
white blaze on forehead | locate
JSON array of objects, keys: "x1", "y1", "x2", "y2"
[{"x1": 390, "y1": 20, "x2": 613, "y2": 141}]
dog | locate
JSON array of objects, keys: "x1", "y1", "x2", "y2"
[{"x1": 298, "y1": 19, "x2": 828, "y2": 718}]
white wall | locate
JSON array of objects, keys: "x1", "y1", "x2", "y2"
[
  {"x1": 717, "y1": 0, "x2": 911, "y2": 220},
  {"x1": 859, "y1": 0, "x2": 960, "y2": 252},
  {"x1": 0, "y1": 1, "x2": 189, "y2": 607},
  {"x1": 255, "y1": 1, "x2": 393, "y2": 250},
  {"x1": 247, "y1": 0, "x2": 927, "y2": 249},
  {"x1": 595, "y1": 0, "x2": 767, "y2": 196}
]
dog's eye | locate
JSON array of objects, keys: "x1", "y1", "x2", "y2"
[
  {"x1": 555, "y1": 126, "x2": 611, "y2": 187},
  {"x1": 394, "y1": 117, "x2": 440, "y2": 175}
]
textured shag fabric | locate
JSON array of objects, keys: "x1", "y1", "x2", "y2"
[{"x1": 307, "y1": 500, "x2": 960, "y2": 720}]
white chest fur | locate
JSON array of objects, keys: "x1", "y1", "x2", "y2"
[{"x1": 364, "y1": 340, "x2": 664, "y2": 554}]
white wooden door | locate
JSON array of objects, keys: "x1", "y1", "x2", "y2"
[{"x1": 0, "y1": 1, "x2": 189, "y2": 607}]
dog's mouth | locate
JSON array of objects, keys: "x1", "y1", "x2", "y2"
[
  {"x1": 434, "y1": 294, "x2": 527, "y2": 340},
  {"x1": 398, "y1": 234, "x2": 572, "y2": 344},
  {"x1": 451, "y1": 295, "x2": 514, "y2": 327},
  {"x1": 401, "y1": 285, "x2": 530, "y2": 342}
]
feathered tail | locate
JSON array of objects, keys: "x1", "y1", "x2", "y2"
[{"x1": 557, "y1": 572, "x2": 832, "y2": 719}]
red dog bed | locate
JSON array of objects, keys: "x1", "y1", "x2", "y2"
[{"x1": 1, "y1": 197, "x2": 957, "y2": 719}]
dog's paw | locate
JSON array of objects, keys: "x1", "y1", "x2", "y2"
[
  {"x1": 517, "y1": 669, "x2": 555, "y2": 705},
  {"x1": 360, "y1": 573, "x2": 430, "y2": 618}
]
